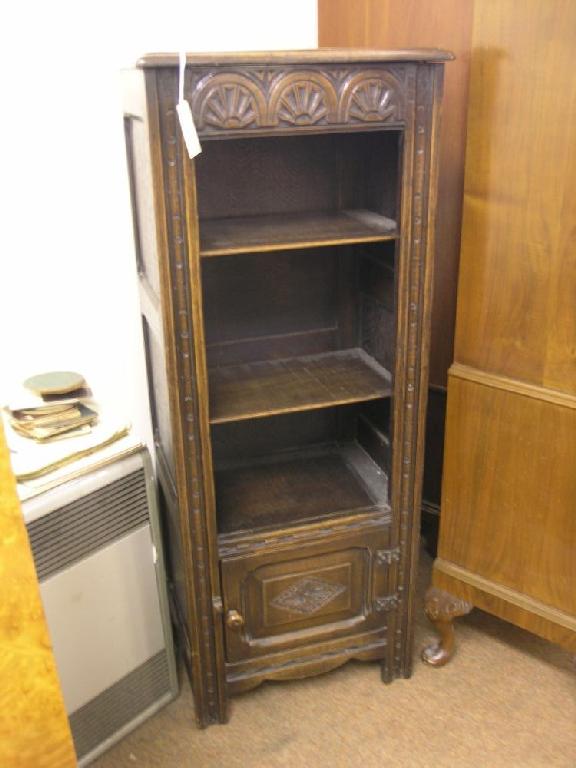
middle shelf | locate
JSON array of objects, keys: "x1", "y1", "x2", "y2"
[
  {"x1": 208, "y1": 348, "x2": 392, "y2": 424},
  {"x1": 199, "y1": 210, "x2": 398, "y2": 257}
]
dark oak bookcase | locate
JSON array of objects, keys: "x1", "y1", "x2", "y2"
[{"x1": 123, "y1": 48, "x2": 450, "y2": 726}]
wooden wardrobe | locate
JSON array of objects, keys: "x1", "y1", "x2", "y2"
[
  {"x1": 122, "y1": 49, "x2": 450, "y2": 725},
  {"x1": 422, "y1": 0, "x2": 576, "y2": 664}
]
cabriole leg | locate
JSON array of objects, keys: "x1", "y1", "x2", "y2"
[{"x1": 421, "y1": 586, "x2": 472, "y2": 667}]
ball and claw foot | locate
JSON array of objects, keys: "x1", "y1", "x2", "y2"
[{"x1": 421, "y1": 586, "x2": 472, "y2": 667}]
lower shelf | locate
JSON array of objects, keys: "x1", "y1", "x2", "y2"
[
  {"x1": 208, "y1": 348, "x2": 392, "y2": 424},
  {"x1": 215, "y1": 441, "x2": 389, "y2": 536}
]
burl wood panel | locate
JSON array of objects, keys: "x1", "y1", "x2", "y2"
[
  {"x1": 319, "y1": 0, "x2": 473, "y2": 386},
  {"x1": 0, "y1": 421, "x2": 76, "y2": 767}
]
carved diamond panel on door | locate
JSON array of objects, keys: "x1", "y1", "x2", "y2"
[{"x1": 221, "y1": 523, "x2": 397, "y2": 664}]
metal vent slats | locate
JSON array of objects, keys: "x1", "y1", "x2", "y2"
[
  {"x1": 28, "y1": 468, "x2": 149, "y2": 580},
  {"x1": 69, "y1": 651, "x2": 170, "y2": 759}
]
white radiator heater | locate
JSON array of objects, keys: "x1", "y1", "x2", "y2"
[{"x1": 22, "y1": 446, "x2": 178, "y2": 766}]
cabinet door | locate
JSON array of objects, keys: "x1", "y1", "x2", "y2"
[{"x1": 220, "y1": 525, "x2": 398, "y2": 663}]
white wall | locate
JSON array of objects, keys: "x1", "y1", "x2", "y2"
[{"x1": 1, "y1": 1, "x2": 318, "y2": 449}]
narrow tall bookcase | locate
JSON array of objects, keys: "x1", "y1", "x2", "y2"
[{"x1": 123, "y1": 49, "x2": 450, "y2": 726}]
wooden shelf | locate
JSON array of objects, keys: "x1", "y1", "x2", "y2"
[
  {"x1": 199, "y1": 210, "x2": 397, "y2": 257},
  {"x1": 208, "y1": 348, "x2": 392, "y2": 424},
  {"x1": 216, "y1": 442, "x2": 389, "y2": 535}
]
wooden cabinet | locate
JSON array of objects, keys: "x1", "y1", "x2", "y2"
[
  {"x1": 422, "y1": 1, "x2": 576, "y2": 666},
  {"x1": 122, "y1": 49, "x2": 450, "y2": 725},
  {"x1": 221, "y1": 522, "x2": 397, "y2": 678}
]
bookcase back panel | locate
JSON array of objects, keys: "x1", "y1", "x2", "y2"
[
  {"x1": 202, "y1": 248, "x2": 339, "y2": 366},
  {"x1": 211, "y1": 409, "x2": 341, "y2": 465},
  {"x1": 202, "y1": 243, "x2": 397, "y2": 370},
  {"x1": 211, "y1": 405, "x2": 391, "y2": 535},
  {"x1": 359, "y1": 245, "x2": 397, "y2": 372},
  {"x1": 195, "y1": 131, "x2": 401, "y2": 222}
]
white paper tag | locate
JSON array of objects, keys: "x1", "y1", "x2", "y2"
[
  {"x1": 177, "y1": 51, "x2": 202, "y2": 159},
  {"x1": 176, "y1": 99, "x2": 202, "y2": 158}
]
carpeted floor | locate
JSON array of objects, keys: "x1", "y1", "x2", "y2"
[{"x1": 94, "y1": 550, "x2": 576, "y2": 768}]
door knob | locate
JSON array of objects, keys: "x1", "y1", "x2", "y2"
[{"x1": 225, "y1": 609, "x2": 244, "y2": 630}]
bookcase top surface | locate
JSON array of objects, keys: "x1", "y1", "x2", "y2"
[{"x1": 138, "y1": 48, "x2": 454, "y2": 68}]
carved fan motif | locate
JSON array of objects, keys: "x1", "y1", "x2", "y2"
[
  {"x1": 349, "y1": 79, "x2": 396, "y2": 122},
  {"x1": 201, "y1": 84, "x2": 258, "y2": 130},
  {"x1": 277, "y1": 82, "x2": 328, "y2": 126},
  {"x1": 270, "y1": 577, "x2": 346, "y2": 615}
]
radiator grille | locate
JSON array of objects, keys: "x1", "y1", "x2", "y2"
[
  {"x1": 69, "y1": 650, "x2": 172, "y2": 760},
  {"x1": 28, "y1": 468, "x2": 149, "y2": 581}
]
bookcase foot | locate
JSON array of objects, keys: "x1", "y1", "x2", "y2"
[{"x1": 421, "y1": 586, "x2": 472, "y2": 667}]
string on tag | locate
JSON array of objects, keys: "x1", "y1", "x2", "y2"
[{"x1": 176, "y1": 50, "x2": 202, "y2": 159}]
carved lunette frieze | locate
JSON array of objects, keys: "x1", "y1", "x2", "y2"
[{"x1": 190, "y1": 66, "x2": 406, "y2": 134}]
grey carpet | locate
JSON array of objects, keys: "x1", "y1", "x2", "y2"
[{"x1": 94, "y1": 550, "x2": 576, "y2": 767}]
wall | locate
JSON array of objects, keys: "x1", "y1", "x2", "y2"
[{"x1": 1, "y1": 1, "x2": 317, "y2": 450}]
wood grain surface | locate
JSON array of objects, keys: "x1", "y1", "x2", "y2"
[
  {"x1": 319, "y1": 0, "x2": 473, "y2": 386},
  {"x1": 454, "y1": 1, "x2": 576, "y2": 394},
  {"x1": 440, "y1": 375, "x2": 576, "y2": 616},
  {"x1": 138, "y1": 49, "x2": 453, "y2": 67},
  {"x1": 208, "y1": 348, "x2": 392, "y2": 424},
  {"x1": 432, "y1": 0, "x2": 576, "y2": 654},
  {"x1": 215, "y1": 441, "x2": 389, "y2": 534},
  {"x1": 127, "y1": 52, "x2": 445, "y2": 721},
  {"x1": 200, "y1": 210, "x2": 397, "y2": 257},
  {"x1": 0, "y1": 421, "x2": 76, "y2": 767}
]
